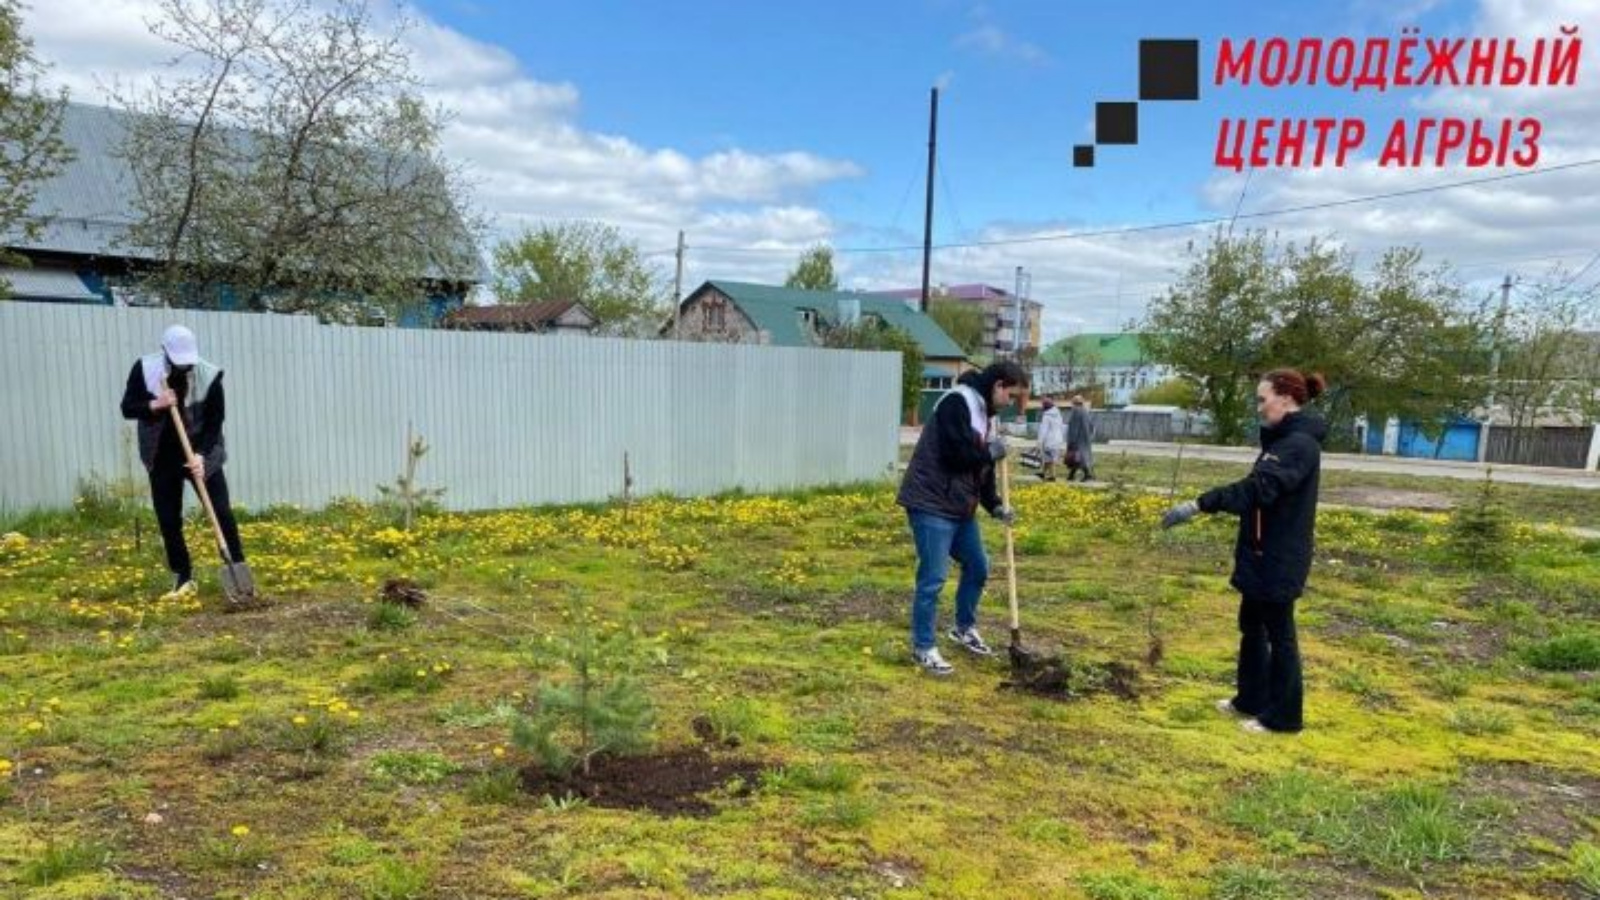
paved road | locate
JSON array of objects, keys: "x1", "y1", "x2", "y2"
[{"x1": 897, "y1": 428, "x2": 1600, "y2": 490}]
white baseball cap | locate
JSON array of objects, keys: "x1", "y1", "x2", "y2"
[{"x1": 161, "y1": 325, "x2": 199, "y2": 366}]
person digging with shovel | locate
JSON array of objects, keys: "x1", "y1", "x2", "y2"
[
  {"x1": 120, "y1": 325, "x2": 255, "y2": 608},
  {"x1": 896, "y1": 361, "x2": 1027, "y2": 676}
]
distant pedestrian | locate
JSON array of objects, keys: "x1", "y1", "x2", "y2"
[
  {"x1": 1065, "y1": 395, "x2": 1095, "y2": 482},
  {"x1": 896, "y1": 361, "x2": 1029, "y2": 675},
  {"x1": 1161, "y1": 368, "x2": 1327, "y2": 734},
  {"x1": 1036, "y1": 398, "x2": 1065, "y2": 481}
]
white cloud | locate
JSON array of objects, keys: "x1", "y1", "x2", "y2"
[
  {"x1": 21, "y1": 0, "x2": 1596, "y2": 343},
  {"x1": 21, "y1": 0, "x2": 864, "y2": 297},
  {"x1": 955, "y1": 24, "x2": 1051, "y2": 66}
]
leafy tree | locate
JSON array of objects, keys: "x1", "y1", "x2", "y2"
[
  {"x1": 784, "y1": 244, "x2": 839, "y2": 291},
  {"x1": 928, "y1": 296, "x2": 984, "y2": 356},
  {"x1": 1484, "y1": 269, "x2": 1598, "y2": 451},
  {"x1": 492, "y1": 221, "x2": 667, "y2": 336},
  {"x1": 0, "y1": 0, "x2": 74, "y2": 295},
  {"x1": 1145, "y1": 231, "x2": 1484, "y2": 448},
  {"x1": 1143, "y1": 231, "x2": 1280, "y2": 444},
  {"x1": 823, "y1": 322, "x2": 924, "y2": 422},
  {"x1": 1132, "y1": 377, "x2": 1200, "y2": 408},
  {"x1": 1260, "y1": 243, "x2": 1481, "y2": 449},
  {"x1": 117, "y1": 0, "x2": 480, "y2": 322}
]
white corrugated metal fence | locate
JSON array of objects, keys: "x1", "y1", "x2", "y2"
[{"x1": 0, "y1": 304, "x2": 901, "y2": 513}]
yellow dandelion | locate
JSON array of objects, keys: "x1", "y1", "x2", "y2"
[
  {"x1": 292, "y1": 715, "x2": 308, "y2": 726},
  {"x1": 25, "y1": 720, "x2": 43, "y2": 732},
  {"x1": 492, "y1": 746, "x2": 506, "y2": 758},
  {"x1": 231, "y1": 824, "x2": 250, "y2": 837}
]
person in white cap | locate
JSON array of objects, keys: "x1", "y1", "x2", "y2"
[{"x1": 119, "y1": 325, "x2": 246, "y2": 597}]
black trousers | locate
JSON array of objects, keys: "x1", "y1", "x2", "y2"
[
  {"x1": 149, "y1": 464, "x2": 245, "y2": 580},
  {"x1": 1233, "y1": 595, "x2": 1304, "y2": 732}
]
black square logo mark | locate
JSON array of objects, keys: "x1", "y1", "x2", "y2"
[
  {"x1": 1140, "y1": 39, "x2": 1200, "y2": 101},
  {"x1": 1096, "y1": 102, "x2": 1137, "y2": 145},
  {"x1": 1072, "y1": 145, "x2": 1095, "y2": 168}
]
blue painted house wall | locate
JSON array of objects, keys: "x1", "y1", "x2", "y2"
[{"x1": 1374, "y1": 418, "x2": 1481, "y2": 461}]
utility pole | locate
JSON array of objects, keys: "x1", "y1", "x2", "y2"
[
  {"x1": 672, "y1": 230, "x2": 686, "y2": 339},
  {"x1": 1012, "y1": 266, "x2": 1024, "y2": 357},
  {"x1": 1487, "y1": 273, "x2": 1512, "y2": 405},
  {"x1": 919, "y1": 87, "x2": 938, "y2": 314},
  {"x1": 1479, "y1": 273, "x2": 1513, "y2": 463}
]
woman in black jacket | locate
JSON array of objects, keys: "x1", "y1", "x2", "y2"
[
  {"x1": 896, "y1": 361, "x2": 1028, "y2": 676},
  {"x1": 1162, "y1": 369, "x2": 1327, "y2": 733}
]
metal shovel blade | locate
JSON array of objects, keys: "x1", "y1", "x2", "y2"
[{"x1": 219, "y1": 560, "x2": 261, "y2": 610}]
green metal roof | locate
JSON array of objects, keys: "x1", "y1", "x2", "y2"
[
  {"x1": 1041, "y1": 333, "x2": 1153, "y2": 367},
  {"x1": 706, "y1": 281, "x2": 966, "y2": 360}
]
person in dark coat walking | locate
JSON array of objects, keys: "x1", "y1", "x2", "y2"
[
  {"x1": 119, "y1": 325, "x2": 246, "y2": 598},
  {"x1": 896, "y1": 361, "x2": 1029, "y2": 675},
  {"x1": 1064, "y1": 395, "x2": 1095, "y2": 481},
  {"x1": 1161, "y1": 369, "x2": 1327, "y2": 733}
]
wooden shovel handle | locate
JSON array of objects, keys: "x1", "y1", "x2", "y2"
[
  {"x1": 1000, "y1": 452, "x2": 1019, "y2": 632},
  {"x1": 163, "y1": 386, "x2": 234, "y2": 564}
]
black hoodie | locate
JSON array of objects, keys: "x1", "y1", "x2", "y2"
[
  {"x1": 1198, "y1": 410, "x2": 1328, "y2": 603},
  {"x1": 896, "y1": 369, "x2": 1004, "y2": 520}
]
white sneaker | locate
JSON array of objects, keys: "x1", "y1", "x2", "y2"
[
  {"x1": 1216, "y1": 698, "x2": 1245, "y2": 717},
  {"x1": 913, "y1": 647, "x2": 955, "y2": 676}
]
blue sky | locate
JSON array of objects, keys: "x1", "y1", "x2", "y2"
[{"x1": 27, "y1": 0, "x2": 1600, "y2": 339}]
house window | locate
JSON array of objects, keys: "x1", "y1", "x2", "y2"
[{"x1": 702, "y1": 301, "x2": 726, "y2": 331}]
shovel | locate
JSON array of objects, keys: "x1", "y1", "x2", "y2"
[
  {"x1": 998, "y1": 453, "x2": 1049, "y2": 672},
  {"x1": 164, "y1": 397, "x2": 260, "y2": 610}
]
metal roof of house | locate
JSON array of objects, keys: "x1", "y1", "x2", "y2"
[
  {"x1": 3, "y1": 102, "x2": 485, "y2": 282},
  {"x1": 441, "y1": 299, "x2": 595, "y2": 330},
  {"x1": 0, "y1": 267, "x2": 102, "y2": 302},
  {"x1": 702, "y1": 281, "x2": 966, "y2": 360},
  {"x1": 1041, "y1": 333, "x2": 1155, "y2": 367}
]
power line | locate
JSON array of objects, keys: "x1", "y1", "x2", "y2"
[{"x1": 691, "y1": 157, "x2": 1600, "y2": 256}]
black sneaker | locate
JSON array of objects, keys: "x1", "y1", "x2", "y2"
[{"x1": 947, "y1": 627, "x2": 995, "y2": 657}]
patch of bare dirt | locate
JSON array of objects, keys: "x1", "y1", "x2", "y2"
[
  {"x1": 1325, "y1": 487, "x2": 1454, "y2": 512},
  {"x1": 518, "y1": 747, "x2": 766, "y2": 816}
]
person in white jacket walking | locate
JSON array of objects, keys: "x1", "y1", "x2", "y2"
[{"x1": 1036, "y1": 398, "x2": 1066, "y2": 481}]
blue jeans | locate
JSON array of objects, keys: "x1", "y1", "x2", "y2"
[{"x1": 907, "y1": 510, "x2": 989, "y2": 651}]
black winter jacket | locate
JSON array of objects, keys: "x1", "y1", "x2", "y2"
[
  {"x1": 896, "y1": 372, "x2": 1004, "y2": 521},
  {"x1": 1198, "y1": 411, "x2": 1327, "y2": 603}
]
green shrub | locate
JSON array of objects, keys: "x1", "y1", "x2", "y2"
[{"x1": 1522, "y1": 633, "x2": 1600, "y2": 672}]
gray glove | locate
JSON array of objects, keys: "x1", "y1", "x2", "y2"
[
  {"x1": 1161, "y1": 500, "x2": 1200, "y2": 529},
  {"x1": 987, "y1": 437, "x2": 1008, "y2": 461},
  {"x1": 994, "y1": 505, "x2": 1017, "y2": 527}
]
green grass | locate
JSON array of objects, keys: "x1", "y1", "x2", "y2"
[
  {"x1": 367, "y1": 601, "x2": 416, "y2": 632},
  {"x1": 21, "y1": 839, "x2": 109, "y2": 886},
  {"x1": 368, "y1": 750, "x2": 458, "y2": 785},
  {"x1": 1522, "y1": 632, "x2": 1600, "y2": 672},
  {"x1": 198, "y1": 673, "x2": 241, "y2": 700},
  {"x1": 2, "y1": 482, "x2": 1596, "y2": 898},
  {"x1": 1210, "y1": 863, "x2": 1294, "y2": 900},
  {"x1": 1080, "y1": 871, "x2": 1174, "y2": 900}
]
